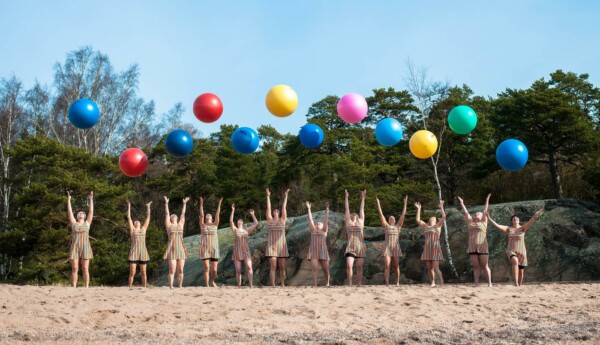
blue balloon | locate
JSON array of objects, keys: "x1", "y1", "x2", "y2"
[
  {"x1": 68, "y1": 99, "x2": 99, "y2": 129},
  {"x1": 165, "y1": 129, "x2": 194, "y2": 157},
  {"x1": 375, "y1": 118, "x2": 403, "y2": 146},
  {"x1": 299, "y1": 124, "x2": 324, "y2": 148},
  {"x1": 231, "y1": 127, "x2": 259, "y2": 154},
  {"x1": 496, "y1": 139, "x2": 528, "y2": 171}
]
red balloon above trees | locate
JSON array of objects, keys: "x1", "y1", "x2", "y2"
[
  {"x1": 193, "y1": 93, "x2": 223, "y2": 123},
  {"x1": 119, "y1": 148, "x2": 148, "y2": 177}
]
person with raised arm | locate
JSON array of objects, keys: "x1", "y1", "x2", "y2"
[
  {"x1": 163, "y1": 196, "x2": 189, "y2": 289},
  {"x1": 126, "y1": 200, "x2": 152, "y2": 288},
  {"x1": 265, "y1": 188, "x2": 290, "y2": 287},
  {"x1": 230, "y1": 204, "x2": 259, "y2": 287},
  {"x1": 344, "y1": 190, "x2": 367, "y2": 287},
  {"x1": 66, "y1": 191, "x2": 94, "y2": 288},
  {"x1": 375, "y1": 195, "x2": 408, "y2": 287},
  {"x1": 486, "y1": 209, "x2": 544, "y2": 287},
  {"x1": 199, "y1": 197, "x2": 223, "y2": 287},
  {"x1": 415, "y1": 200, "x2": 446, "y2": 287},
  {"x1": 306, "y1": 202, "x2": 330, "y2": 287},
  {"x1": 457, "y1": 194, "x2": 492, "y2": 287}
]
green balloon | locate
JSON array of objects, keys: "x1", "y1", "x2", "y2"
[{"x1": 448, "y1": 105, "x2": 477, "y2": 135}]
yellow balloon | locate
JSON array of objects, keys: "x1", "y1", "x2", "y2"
[
  {"x1": 265, "y1": 84, "x2": 298, "y2": 117},
  {"x1": 409, "y1": 130, "x2": 438, "y2": 159}
]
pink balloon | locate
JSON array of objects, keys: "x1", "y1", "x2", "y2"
[{"x1": 337, "y1": 93, "x2": 368, "y2": 124}]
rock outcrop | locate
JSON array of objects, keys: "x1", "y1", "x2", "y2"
[{"x1": 153, "y1": 199, "x2": 600, "y2": 286}]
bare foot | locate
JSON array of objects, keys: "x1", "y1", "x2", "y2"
[{"x1": 212, "y1": 282, "x2": 218, "y2": 288}]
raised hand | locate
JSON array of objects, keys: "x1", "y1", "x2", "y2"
[
  {"x1": 200, "y1": 197, "x2": 204, "y2": 205},
  {"x1": 305, "y1": 201, "x2": 311, "y2": 209},
  {"x1": 414, "y1": 202, "x2": 421, "y2": 209},
  {"x1": 403, "y1": 195, "x2": 408, "y2": 203},
  {"x1": 439, "y1": 200, "x2": 445, "y2": 208},
  {"x1": 361, "y1": 190, "x2": 367, "y2": 198},
  {"x1": 457, "y1": 196, "x2": 464, "y2": 204},
  {"x1": 183, "y1": 197, "x2": 190, "y2": 204},
  {"x1": 248, "y1": 209, "x2": 254, "y2": 215},
  {"x1": 89, "y1": 191, "x2": 94, "y2": 200},
  {"x1": 146, "y1": 201, "x2": 152, "y2": 208},
  {"x1": 231, "y1": 203, "x2": 235, "y2": 210},
  {"x1": 126, "y1": 199, "x2": 131, "y2": 206},
  {"x1": 534, "y1": 210, "x2": 543, "y2": 218},
  {"x1": 345, "y1": 189, "x2": 349, "y2": 198},
  {"x1": 325, "y1": 202, "x2": 330, "y2": 211},
  {"x1": 164, "y1": 196, "x2": 169, "y2": 203},
  {"x1": 266, "y1": 188, "x2": 271, "y2": 197},
  {"x1": 285, "y1": 188, "x2": 290, "y2": 195},
  {"x1": 67, "y1": 191, "x2": 71, "y2": 200}
]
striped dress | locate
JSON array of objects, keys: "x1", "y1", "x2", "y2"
[
  {"x1": 420, "y1": 226, "x2": 444, "y2": 261},
  {"x1": 129, "y1": 228, "x2": 150, "y2": 262},
  {"x1": 345, "y1": 225, "x2": 367, "y2": 258},
  {"x1": 199, "y1": 224, "x2": 220, "y2": 260},
  {"x1": 505, "y1": 227, "x2": 528, "y2": 266},
  {"x1": 307, "y1": 229, "x2": 329, "y2": 260},
  {"x1": 383, "y1": 225, "x2": 402, "y2": 257},
  {"x1": 467, "y1": 221, "x2": 489, "y2": 254},
  {"x1": 69, "y1": 222, "x2": 93, "y2": 260},
  {"x1": 232, "y1": 228, "x2": 251, "y2": 261},
  {"x1": 265, "y1": 220, "x2": 289, "y2": 258},
  {"x1": 163, "y1": 223, "x2": 187, "y2": 260}
]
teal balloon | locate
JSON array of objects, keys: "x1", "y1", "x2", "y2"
[{"x1": 448, "y1": 105, "x2": 477, "y2": 135}]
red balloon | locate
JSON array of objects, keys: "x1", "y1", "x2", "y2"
[
  {"x1": 193, "y1": 93, "x2": 223, "y2": 123},
  {"x1": 119, "y1": 148, "x2": 148, "y2": 177}
]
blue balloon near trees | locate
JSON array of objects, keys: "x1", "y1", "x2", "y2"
[
  {"x1": 68, "y1": 98, "x2": 99, "y2": 129},
  {"x1": 375, "y1": 118, "x2": 403, "y2": 146},
  {"x1": 496, "y1": 139, "x2": 528, "y2": 171},
  {"x1": 165, "y1": 129, "x2": 194, "y2": 157},
  {"x1": 299, "y1": 124, "x2": 324, "y2": 148},
  {"x1": 231, "y1": 127, "x2": 259, "y2": 154},
  {"x1": 448, "y1": 105, "x2": 477, "y2": 135}
]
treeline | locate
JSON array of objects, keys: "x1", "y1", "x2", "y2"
[{"x1": 0, "y1": 47, "x2": 599, "y2": 285}]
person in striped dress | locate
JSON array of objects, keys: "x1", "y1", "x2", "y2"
[
  {"x1": 306, "y1": 201, "x2": 330, "y2": 287},
  {"x1": 230, "y1": 204, "x2": 259, "y2": 287},
  {"x1": 486, "y1": 209, "x2": 543, "y2": 287},
  {"x1": 344, "y1": 189, "x2": 367, "y2": 287},
  {"x1": 265, "y1": 188, "x2": 290, "y2": 287},
  {"x1": 375, "y1": 195, "x2": 408, "y2": 287},
  {"x1": 415, "y1": 200, "x2": 446, "y2": 287},
  {"x1": 458, "y1": 194, "x2": 493, "y2": 287},
  {"x1": 66, "y1": 191, "x2": 94, "y2": 288},
  {"x1": 199, "y1": 197, "x2": 223, "y2": 287},
  {"x1": 126, "y1": 200, "x2": 152, "y2": 288},
  {"x1": 163, "y1": 196, "x2": 189, "y2": 289}
]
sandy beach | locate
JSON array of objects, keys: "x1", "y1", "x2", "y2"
[{"x1": 0, "y1": 283, "x2": 599, "y2": 344}]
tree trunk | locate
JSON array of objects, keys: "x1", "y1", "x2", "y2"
[{"x1": 548, "y1": 151, "x2": 563, "y2": 199}]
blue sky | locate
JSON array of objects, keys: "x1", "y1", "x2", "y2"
[{"x1": 1, "y1": 1, "x2": 599, "y2": 136}]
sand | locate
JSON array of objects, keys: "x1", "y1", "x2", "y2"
[{"x1": 0, "y1": 282, "x2": 599, "y2": 344}]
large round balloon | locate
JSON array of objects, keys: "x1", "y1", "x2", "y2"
[
  {"x1": 375, "y1": 118, "x2": 403, "y2": 146},
  {"x1": 299, "y1": 124, "x2": 324, "y2": 149},
  {"x1": 448, "y1": 105, "x2": 477, "y2": 135},
  {"x1": 68, "y1": 98, "x2": 99, "y2": 129},
  {"x1": 265, "y1": 85, "x2": 298, "y2": 117},
  {"x1": 165, "y1": 129, "x2": 194, "y2": 157},
  {"x1": 496, "y1": 139, "x2": 528, "y2": 171},
  {"x1": 119, "y1": 148, "x2": 148, "y2": 177},
  {"x1": 409, "y1": 130, "x2": 438, "y2": 159},
  {"x1": 231, "y1": 127, "x2": 259, "y2": 154},
  {"x1": 337, "y1": 93, "x2": 368, "y2": 124},
  {"x1": 193, "y1": 93, "x2": 223, "y2": 123}
]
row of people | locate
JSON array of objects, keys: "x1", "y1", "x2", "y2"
[{"x1": 66, "y1": 190, "x2": 543, "y2": 288}]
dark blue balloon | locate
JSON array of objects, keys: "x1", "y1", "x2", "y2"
[
  {"x1": 299, "y1": 124, "x2": 324, "y2": 148},
  {"x1": 231, "y1": 127, "x2": 259, "y2": 154},
  {"x1": 375, "y1": 118, "x2": 403, "y2": 146},
  {"x1": 68, "y1": 99, "x2": 99, "y2": 129},
  {"x1": 165, "y1": 129, "x2": 194, "y2": 157},
  {"x1": 496, "y1": 139, "x2": 528, "y2": 171}
]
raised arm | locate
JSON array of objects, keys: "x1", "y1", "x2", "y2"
[
  {"x1": 323, "y1": 203, "x2": 330, "y2": 233},
  {"x1": 247, "y1": 209, "x2": 259, "y2": 233},
  {"x1": 180, "y1": 197, "x2": 189, "y2": 224},
  {"x1": 164, "y1": 196, "x2": 170, "y2": 229},
  {"x1": 86, "y1": 191, "x2": 94, "y2": 224},
  {"x1": 375, "y1": 197, "x2": 388, "y2": 227},
  {"x1": 522, "y1": 210, "x2": 543, "y2": 233},
  {"x1": 482, "y1": 193, "x2": 491, "y2": 222},
  {"x1": 415, "y1": 202, "x2": 427, "y2": 228},
  {"x1": 485, "y1": 212, "x2": 509, "y2": 233},
  {"x1": 67, "y1": 191, "x2": 76, "y2": 225},
  {"x1": 199, "y1": 197, "x2": 205, "y2": 226},
  {"x1": 126, "y1": 200, "x2": 134, "y2": 233},
  {"x1": 230, "y1": 203, "x2": 236, "y2": 231},
  {"x1": 214, "y1": 197, "x2": 223, "y2": 227},
  {"x1": 143, "y1": 201, "x2": 152, "y2": 230},
  {"x1": 344, "y1": 189, "x2": 351, "y2": 223},
  {"x1": 306, "y1": 201, "x2": 315, "y2": 231},
  {"x1": 359, "y1": 190, "x2": 366, "y2": 223},
  {"x1": 396, "y1": 195, "x2": 408, "y2": 228},
  {"x1": 457, "y1": 196, "x2": 472, "y2": 223},
  {"x1": 266, "y1": 188, "x2": 273, "y2": 221},
  {"x1": 435, "y1": 200, "x2": 447, "y2": 228},
  {"x1": 282, "y1": 189, "x2": 290, "y2": 221}
]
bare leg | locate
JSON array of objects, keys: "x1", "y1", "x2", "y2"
[
  {"x1": 518, "y1": 268, "x2": 525, "y2": 286},
  {"x1": 139, "y1": 264, "x2": 147, "y2": 288},
  {"x1": 234, "y1": 260, "x2": 243, "y2": 287},
  {"x1": 168, "y1": 259, "x2": 176, "y2": 289},
  {"x1": 470, "y1": 255, "x2": 480, "y2": 287},
  {"x1": 346, "y1": 256, "x2": 355, "y2": 286},
  {"x1": 356, "y1": 258, "x2": 364, "y2": 287},
  {"x1": 82, "y1": 259, "x2": 90, "y2": 288},
  {"x1": 278, "y1": 258, "x2": 287, "y2": 287},
  {"x1": 433, "y1": 260, "x2": 444, "y2": 286},
  {"x1": 203, "y1": 259, "x2": 210, "y2": 287},
  {"x1": 392, "y1": 257, "x2": 400, "y2": 286},
  {"x1": 426, "y1": 261, "x2": 435, "y2": 287},
  {"x1": 269, "y1": 257, "x2": 277, "y2": 287},
  {"x1": 479, "y1": 255, "x2": 492, "y2": 287},
  {"x1": 383, "y1": 256, "x2": 391, "y2": 286},
  {"x1": 244, "y1": 258, "x2": 253, "y2": 288},
  {"x1": 177, "y1": 259, "x2": 185, "y2": 288},
  {"x1": 128, "y1": 263, "x2": 137, "y2": 288},
  {"x1": 70, "y1": 259, "x2": 79, "y2": 288},
  {"x1": 210, "y1": 261, "x2": 218, "y2": 287},
  {"x1": 510, "y1": 256, "x2": 519, "y2": 286},
  {"x1": 310, "y1": 259, "x2": 319, "y2": 287},
  {"x1": 320, "y1": 260, "x2": 330, "y2": 287}
]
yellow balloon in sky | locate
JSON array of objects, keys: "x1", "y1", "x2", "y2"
[
  {"x1": 265, "y1": 84, "x2": 298, "y2": 117},
  {"x1": 409, "y1": 130, "x2": 438, "y2": 159}
]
